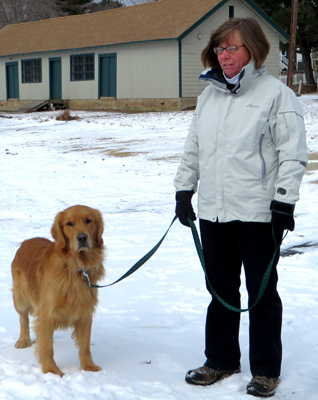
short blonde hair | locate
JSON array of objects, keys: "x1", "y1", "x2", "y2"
[{"x1": 201, "y1": 18, "x2": 270, "y2": 70}]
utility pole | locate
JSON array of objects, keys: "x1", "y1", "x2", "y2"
[{"x1": 287, "y1": 0, "x2": 299, "y2": 88}]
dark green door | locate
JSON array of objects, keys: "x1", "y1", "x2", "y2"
[
  {"x1": 6, "y1": 62, "x2": 19, "y2": 99},
  {"x1": 49, "y1": 58, "x2": 62, "y2": 99},
  {"x1": 99, "y1": 54, "x2": 116, "y2": 98}
]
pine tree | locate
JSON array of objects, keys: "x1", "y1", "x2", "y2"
[
  {"x1": 88, "y1": 0, "x2": 122, "y2": 13},
  {"x1": 58, "y1": 0, "x2": 90, "y2": 15},
  {"x1": 254, "y1": 0, "x2": 318, "y2": 86}
]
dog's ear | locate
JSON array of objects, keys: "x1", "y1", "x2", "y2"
[
  {"x1": 93, "y1": 209, "x2": 104, "y2": 247},
  {"x1": 51, "y1": 211, "x2": 67, "y2": 248}
]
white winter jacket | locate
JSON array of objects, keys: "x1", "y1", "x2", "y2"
[{"x1": 174, "y1": 61, "x2": 308, "y2": 223}]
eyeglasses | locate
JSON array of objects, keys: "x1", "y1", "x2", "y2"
[{"x1": 213, "y1": 45, "x2": 246, "y2": 55}]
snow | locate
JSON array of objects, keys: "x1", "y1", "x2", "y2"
[
  {"x1": 119, "y1": 0, "x2": 156, "y2": 6},
  {"x1": 103, "y1": 0, "x2": 155, "y2": 6},
  {"x1": 1, "y1": 94, "x2": 318, "y2": 399}
]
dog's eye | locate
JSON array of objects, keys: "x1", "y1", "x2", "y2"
[
  {"x1": 66, "y1": 222, "x2": 73, "y2": 227},
  {"x1": 85, "y1": 219, "x2": 92, "y2": 224}
]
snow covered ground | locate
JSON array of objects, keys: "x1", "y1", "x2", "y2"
[{"x1": 0, "y1": 94, "x2": 318, "y2": 399}]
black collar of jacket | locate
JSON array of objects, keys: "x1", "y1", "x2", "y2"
[{"x1": 199, "y1": 68, "x2": 246, "y2": 94}]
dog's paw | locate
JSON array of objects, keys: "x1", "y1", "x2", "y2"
[
  {"x1": 42, "y1": 361, "x2": 64, "y2": 377},
  {"x1": 15, "y1": 338, "x2": 32, "y2": 348},
  {"x1": 42, "y1": 366, "x2": 65, "y2": 377},
  {"x1": 83, "y1": 363, "x2": 102, "y2": 372}
]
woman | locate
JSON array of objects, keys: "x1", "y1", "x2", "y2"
[{"x1": 174, "y1": 18, "x2": 307, "y2": 398}]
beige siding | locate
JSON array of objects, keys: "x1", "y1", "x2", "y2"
[
  {"x1": 0, "y1": 56, "x2": 49, "y2": 101},
  {"x1": 181, "y1": 0, "x2": 283, "y2": 98},
  {"x1": 1, "y1": 41, "x2": 180, "y2": 102},
  {"x1": 116, "y1": 41, "x2": 179, "y2": 99},
  {"x1": 64, "y1": 41, "x2": 180, "y2": 100},
  {"x1": 62, "y1": 52, "x2": 96, "y2": 100},
  {"x1": 0, "y1": 63, "x2": 7, "y2": 99},
  {"x1": 181, "y1": 15, "x2": 218, "y2": 98}
]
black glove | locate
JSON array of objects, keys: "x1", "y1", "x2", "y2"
[
  {"x1": 270, "y1": 200, "x2": 295, "y2": 231},
  {"x1": 175, "y1": 190, "x2": 196, "y2": 227}
]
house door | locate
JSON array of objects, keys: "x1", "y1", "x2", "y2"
[
  {"x1": 6, "y1": 62, "x2": 19, "y2": 99},
  {"x1": 49, "y1": 58, "x2": 62, "y2": 99},
  {"x1": 99, "y1": 54, "x2": 116, "y2": 98}
]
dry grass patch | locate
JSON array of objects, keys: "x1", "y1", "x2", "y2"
[
  {"x1": 150, "y1": 155, "x2": 181, "y2": 163},
  {"x1": 56, "y1": 110, "x2": 81, "y2": 121},
  {"x1": 306, "y1": 152, "x2": 318, "y2": 183},
  {"x1": 309, "y1": 153, "x2": 318, "y2": 161},
  {"x1": 103, "y1": 148, "x2": 147, "y2": 158},
  {"x1": 307, "y1": 152, "x2": 318, "y2": 172}
]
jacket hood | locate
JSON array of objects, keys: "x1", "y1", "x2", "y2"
[{"x1": 199, "y1": 60, "x2": 266, "y2": 94}]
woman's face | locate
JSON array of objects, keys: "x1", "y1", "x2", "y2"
[{"x1": 217, "y1": 31, "x2": 251, "y2": 78}]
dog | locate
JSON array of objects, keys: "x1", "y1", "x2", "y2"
[{"x1": 11, "y1": 205, "x2": 105, "y2": 376}]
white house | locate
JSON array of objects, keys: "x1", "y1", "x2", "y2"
[{"x1": 0, "y1": 0, "x2": 288, "y2": 112}]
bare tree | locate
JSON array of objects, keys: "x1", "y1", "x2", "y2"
[
  {"x1": 0, "y1": 0, "x2": 159, "y2": 29},
  {"x1": 0, "y1": 0, "x2": 63, "y2": 29}
]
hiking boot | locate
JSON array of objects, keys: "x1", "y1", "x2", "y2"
[
  {"x1": 247, "y1": 375, "x2": 280, "y2": 397},
  {"x1": 185, "y1": 365, "x2": 240, "y2": 386}
]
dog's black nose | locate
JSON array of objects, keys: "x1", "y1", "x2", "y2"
[{"x1": 77, "y1": 233, "x2": 88, "y2": 243}]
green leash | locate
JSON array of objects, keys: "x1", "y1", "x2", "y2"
[
  {"x1": 187, "y1": 218, "x2": 287, "y2": 313},
  {"x1": 88, "y1": 216, "x2": 178, "y2": 288},
  {"x1": 88, "y1": 215, "x2": 286, "y2": 313}
]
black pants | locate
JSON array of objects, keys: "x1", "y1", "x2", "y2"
[{"x1": 200, "y1": 219, "x2": 283, "y2": 378}]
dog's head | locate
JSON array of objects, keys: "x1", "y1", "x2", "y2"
[{"x1": 51, "y1": 205, "x2": 104, "y2": 251}]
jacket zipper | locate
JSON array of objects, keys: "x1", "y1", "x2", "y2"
[{"x1": 259, "y1": 133, "x2": 266, "y2": 190}]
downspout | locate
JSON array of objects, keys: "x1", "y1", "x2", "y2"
[{"x1": 178, "y1": 40, "x2": 182, "y2": 98}]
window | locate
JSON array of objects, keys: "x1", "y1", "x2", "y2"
[
  {"x1": 229, "y1": 5, "x2": 234, "y2": 19},
  {"x1": 22, "y1": 59, "x2": 42, "y2": 83},
  {"x1": 71, "y1": 54, "x2": 94, "y2": 81}
]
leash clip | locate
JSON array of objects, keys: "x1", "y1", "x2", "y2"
[{"x1": 82, "y1": 269, "x2": 92, "y2": 287}]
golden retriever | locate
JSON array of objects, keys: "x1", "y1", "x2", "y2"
[{"x1": 11, "y1": 205, "x2": 105, "y2": 376}]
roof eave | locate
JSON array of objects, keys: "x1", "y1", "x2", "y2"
[{"x1": 0, "y1": 38, "x2": 178, "y2": 59}]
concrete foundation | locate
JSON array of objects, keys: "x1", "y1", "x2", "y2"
[{"x1": 0, "y1": 97, "x2": 197, "y2": 113}]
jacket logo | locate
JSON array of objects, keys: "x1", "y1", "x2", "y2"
[{"x1": 246, "y1": 104, "x2": 260, "y2": 108}]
